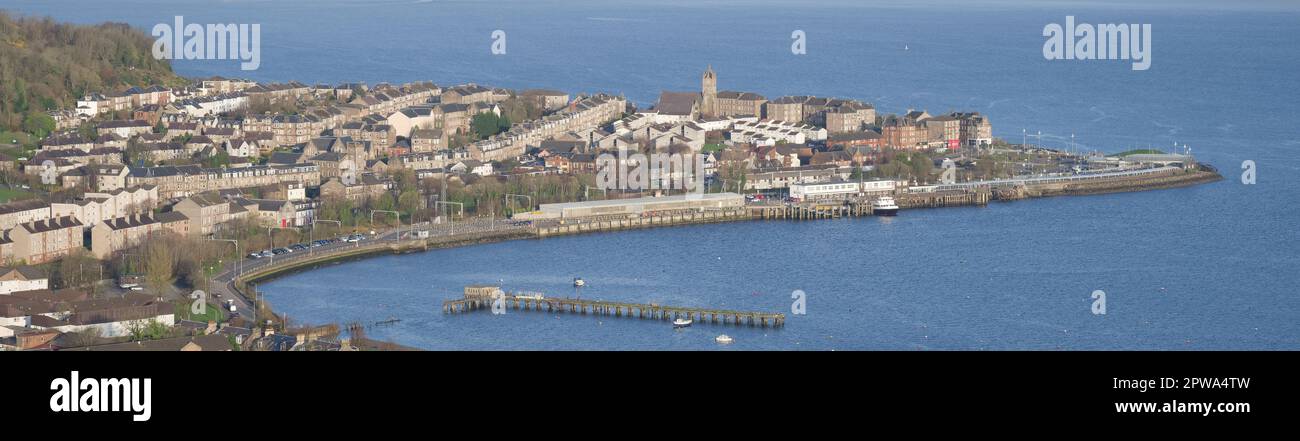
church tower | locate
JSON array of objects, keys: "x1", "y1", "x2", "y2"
[{"x1": 701, "y1": 65, "x2": 718, "y2": 118}]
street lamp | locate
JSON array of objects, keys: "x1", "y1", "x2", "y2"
[
  {"x1": 369, "y1": 210, "x2": 400, "y2": 240},
  {"x1": 205, "y1": 238, "x2": 240, "y2": 276},
  {"x1": 310, "y1": 219, "x2": 341, "y2": 254},
  {"x1": 265, "y1": 225, "x2": 298, "y2": 265},
  {"x1": 432, "y1": 201, "x2": 464, "y2": 235}
]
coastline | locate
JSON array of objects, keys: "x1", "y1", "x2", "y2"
[{"x1": 237, "y1": 166, "x2": 1222, "y2": 305}]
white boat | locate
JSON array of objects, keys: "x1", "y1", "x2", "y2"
[
  {"x1": 673, "y1": 318, "x2": 692, "y2": 328},
  {"x1": 573, "y1": 278, "x2": 586, "y2": 287},
  {"x1": 715, "y1": 334, "x2": 734, "y2": 344},
  {"x1": 872, "y1": 196, "x2": 900, "y2": 216}
]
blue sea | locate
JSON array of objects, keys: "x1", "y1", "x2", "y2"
[{"x1": 8, "y1": 0, "x2": 1298, "y2": 349}]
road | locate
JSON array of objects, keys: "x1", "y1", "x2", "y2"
[{"x1": 207, "y1": 217, "x2": 535, "y2": 323}]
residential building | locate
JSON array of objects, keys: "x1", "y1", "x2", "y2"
[
  {"x1": 128, "y1": 164, "x2": 321, "y2": 199},
  {"x1": 90, "y1": 213, "x2": 185, "y2": 259},
  {"x1": 10, "y1": 217, "x2": 85, "y2": 265},
  {"x1": 319, "y1": 174, "x2": 391, "y2": 204},
  {"x1": 520, "y1": 89, "x2": 570, "y2": 112},
  {"x1": 172, "y1": 192, "x2": 251, "y2": 236},
  {"x1": 96, "y1": 120, "x2": 153, "y2": 138},
  {"x1": 0, "y1": 200, "x2": 52, "y2": 232},
  {"x1": 0, "y1": 266, "x2": 47, "y2": 295}
]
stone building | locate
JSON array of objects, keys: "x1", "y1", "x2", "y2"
[
  {"x1": 90, "y1": 213, "x2": 188, "y2": 259},
  {"x1": 172, "y1": 192, "x2": 253, "y2": 236},
  {"x1": 764, "y1": 97, "x2": 805, "y2": 122},
  {"x1": 715, "y1": 91, "x2": 767, "y2": 118},
  {"x1": 10, "y1": 217, "x2": 84, "y2": 265},
  {"x1": 700, "y1": 66, "x2": 718, "y2": 118},
  {"x1": 128, "y1": 164, "x2": 320, "y2": 199},
  {"x1": 0, "y1": 200, "x2": 53, "y2": 232}
]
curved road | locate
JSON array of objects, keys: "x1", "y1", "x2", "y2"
[{"x1": 208, "y1": 218, "x2": 534, "y2": 321}]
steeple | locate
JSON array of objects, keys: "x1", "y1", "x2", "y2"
[{"x1": 701, "y1": 65, "x2": 718, "y2": 119}]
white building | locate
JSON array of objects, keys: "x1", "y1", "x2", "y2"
[
  {"x1": 730, "y1": 119, "x2": 825, "y2": 145},
  {"x1": 789, "y1": 179, "x2": 898, "y2": 201},
  {"x1": 0, "y1": 267, "x2": 48, "y2": 295}
]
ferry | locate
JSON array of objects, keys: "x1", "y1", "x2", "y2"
[
  {"x1": 872, "y1": 196, "x2": 900, "y2": 216},
  {"x1": 673, "y1": 318, "x2": 693, "y2": 328}
]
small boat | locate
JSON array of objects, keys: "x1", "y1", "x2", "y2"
[
  {"x1": 872, "y1": 196, "x2": 900, "y2": 216},
  {"x1": 673, "y1": 318, "x2": 692, "y2": 328},
  {"x1": 715, "y1": 334, "x2": 734, "y2": 344},
  {"x1": 573, "y1": 278, "x2": 586, "y2": 287}
]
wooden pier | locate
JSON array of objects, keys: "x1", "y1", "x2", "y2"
[{"x1": 442, "y1": 286, "x2": 785, "y2": 328}]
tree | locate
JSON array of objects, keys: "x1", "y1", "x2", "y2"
[
  {"x1": 0, "y1": 11, "x2": 185, "y2": 134},
  {"x1": 56, "y1": 250, "x2": 101, "y2": 291},
  {"x1": 470, "y1": 112, "x2": 509, "y2": 139},
  {"x1": 398, "y1": 189, "x2": 420, "y2": 217},
  {"x1": 143, "y1": 239, "x2": 176, "y2": 294},
  {"x1": 20, "y1": 111, "x2": 55, "y2": 138},
  {"x1": 202, "y1": 149, "x2": 231, "y2": 168},
  {"x1": 127, "y1": 318, "x2": 170, "y2": 342},
  {"x1": 65, "y1": 328, "x2": 103, "y2": 348}
]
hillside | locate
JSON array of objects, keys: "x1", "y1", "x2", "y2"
[{"x1": 0, "y1": 10, "x2": 187, "y2": 137}]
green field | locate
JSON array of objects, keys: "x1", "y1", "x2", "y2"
[
  {"x1": 175, "y1": 300, "x2": 228, "y2": 324},
  {"x1": 0, "y1": 187, "x2": 35, "y2": 203},
  {"x1": 0, "y1": 130, "x2": 36, "y2": 148}
]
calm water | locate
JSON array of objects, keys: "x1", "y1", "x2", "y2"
[{"x1": 9, "y1": 0, "x2": 1298, "y2": 349}]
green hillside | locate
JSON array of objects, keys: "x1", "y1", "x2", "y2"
[{"x1": 0, "y1": 10, "x2": 187, "y2": 137}]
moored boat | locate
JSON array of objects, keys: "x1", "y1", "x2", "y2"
[{"x1": 873, "y1": 196, "x2": 900, "y2": 216}]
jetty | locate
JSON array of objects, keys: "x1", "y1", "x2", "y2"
[{"x1": 442, "y1": 285, "x2": 786, "y2": 327}]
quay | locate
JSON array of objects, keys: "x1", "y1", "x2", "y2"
[
  {"x1": 225, "y1": 164, "x2": 1221, "y2": 320},
  {"x1": 442, "y1": 286, "x2": 786, "y2": 328}
]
